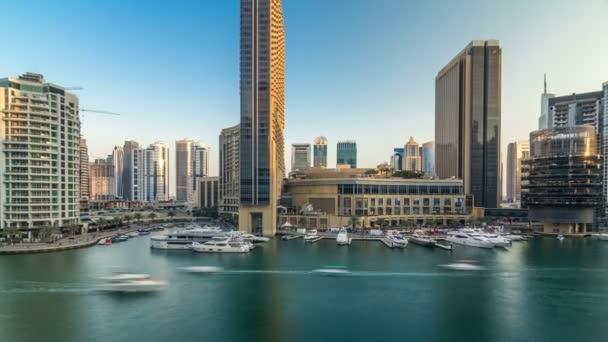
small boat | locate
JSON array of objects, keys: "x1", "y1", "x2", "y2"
[
  {"x1": 99, "y1": 273, "x2": 167, "y2": 293},
  {"x1": 386, "y1": 232, "x2": 408, "y2": 248},
  {"x1": 303, "y1": 229, "x2": 319, "y2": 242},
  {"x1": 409, "y1": 233, "x2": 436, "y2": 247},
  {"x1": 138, "y1": 229, "x2": 151, "y2": 235},
  {"x1": 118, "y1": 235, "x2": 129, "y2": 241},
  {"x1": 598, "y1": 233, "x2": 608, "y2": 241},
  {"x1": 336, "y1": 228, "x2": 349, "y2": 245},
  {"x1": 192, "y1": 239, "x2": 251, "y2": 253},
  {"x1": 97, "y1": 238, "x2": 112, "y2": 245},
  {"x1": 439, "y1": 263, "x2": 485, "y2": 271},
  {"x1": 312, "y1": 265, "x2": 351, "y2": 276},
  {"x1": 557, "y1": 234, "x2": 565, "y2": 241},
  {"x1": 127, "y1": 232, "x2": 140, "y2": 238},
  {"x1": 179, "y1": 266, "x2": 224, "y2": 273}
]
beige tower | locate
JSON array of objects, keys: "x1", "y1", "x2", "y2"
[
  {"x1": 403, "y1": 137, "x2": 422, "y2": 171},
  {"x1": 238, "y1": 0, "x2": 286, "y2": 235}
]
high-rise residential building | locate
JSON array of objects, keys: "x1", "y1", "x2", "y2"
[
  {"x1": 132, "y1": 142, "x2": 170, "y2": 201},
  {"x1": 522, "y1": 127, "x2": 602, "y2": 234},
  {"x1": 506, "y1": 140, "x2": 529, "y2": 203},
  {"x1": 403, "y1": 137, "x2": 422, "y2": 171},
  {"x1": 313, "y1": 136, "x2": 328, "y2": 168},
  {"x1": 291, "y1": 143, "x2": 311, "y2": 172},
  {"x1": 337, "y1": 141, "x2": 357, "y2": 168},
  {"x1": 79, "y1": 137, "x2": 90, "y2": 204},
  {"x1": 219, "y1": 124, "x2": 240, "y2": 216},
  {"x1": 0, "y1": 73, "x2": 81, "y2": 238},
  {"x1": 111, "y1": 146, "x2": 123, "y2": 199},
  {"x1": 196, "y1": 176, "x2": 219, "y2": 209},
  {"x1": 90, "y1": 159, "x2": 114, "y2": 201},
  {"x1": 121, "y1": 141, "x2": 139, "y2": 200},
  {"x1": 538, "y1": 74, "x2": 555, "y2": 129},
  {"x1": 390, "y1": 148, "x2": 404, "y2": 171},
  {"x1": 545, "y1": 83, "x2": 607, "y2": 206},
  {"x1": 176, "y1": 139, "x2": 209, "y2": 203},
  {"x1": 435, "y1": 40, "x2": 502, "y2": 208},
  {"x1": 239, "y1": 0, "x2": 285, "y2": 235},
  {"x1": 421, "y1": 141, "x2": 435, "y2": 176}
]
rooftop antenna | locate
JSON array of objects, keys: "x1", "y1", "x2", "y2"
[{"x1": 544, "y1": 73, "x2": 547, "y2": 94}]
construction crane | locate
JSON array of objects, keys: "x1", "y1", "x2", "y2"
[{"x1": 80, "y1": 108, "x2": 121, "y2": 116}]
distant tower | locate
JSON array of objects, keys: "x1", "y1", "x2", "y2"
[
  {"x1": 403, "y1": 137, "x2": 422, "y2": 171},
  {"x1": 313, "y1": 136, "x2": 328, "y2": 168},
  {"x1": 538, "y1": 73, "x2": 555, "y2": 129}
]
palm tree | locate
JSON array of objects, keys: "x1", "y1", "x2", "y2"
[
  {"x1": 134, "y1": 213, "x2": 143, "y2": 222},
  {"x1": 168, "y1": 211, "x2": 176, "y2": 219},
  {"x1": 124, "y1": 215, "x2": 133, "y2": 225},
  {"x1": 97, "y1": 218, "x2": 106, "y2": 232},
  {"x1": 66, "y1": 224, "x2": 80, "y2": 236},
  {"x1": 376, "y1": 218, "x2": 385, "y2": 228},
  {"x1": 350, "y1": 215, "x2": 360, "y2": 229},
  {"x1": 148, "y1": 213, "x2": 157, "y2": 220}
]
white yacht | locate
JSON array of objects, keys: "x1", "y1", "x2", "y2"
[
  {"x1": 446, "y1": 231, "x2": 494, "y2": 249},
  {"x1": 336, "y1": 228, "x2": 349, "y2": 245},
  {"x1": 150, "y1": 235, "x2": 194, "y2": 250},
  {"x1": 557, "y1": 234, "x2": 565, "y2": 241},
  {"x1": 439, "y1": 263, "x2": 485, "y2": 271},
  {"x1": 192, "y1": 239, "x2": 251, "y2": 253},
  {"x1": 99, "y1": 273, "x2": 168, "y2": 293},
  {"x1": 127, "y1": 231, "x2": 139, "y2": 237},
  {"x1": 303, "y1": 229, "x2": 319, "y2": 242},
  {"x1": 482, "y1": 233, "x2": 511, "y2": 248},
  {"x1": 386, "y1": 232, "x2": 408, "y2": 248},
  {"x1": 598, "y1": 233, "x2": 608, "y2": 241},
  {"x1": 240, "y1": 233, "x2": 270, "y2": 243},
  {"x1": 503, "y1": 234, "x2": 527, "y2": 242},
  {"x1": 409, "y1": 233, "x2": 436, "y2": 247}
]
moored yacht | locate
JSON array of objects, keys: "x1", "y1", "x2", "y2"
[
  {"x1": 503, "y1": 234, "x2": 527, "y2": 242},
  {"x1": 336, "y1": 228, "x2": 349, "y2": 245},
  {"x1": 240, "y1": 233, "x2": 270, "y2": 243},
  {"x1": 409, "y1": 233, "x2": 436, "y2": 247},
  {"x1": 386, "y1": 232, "x2": 408, "y2": 248},
  {"x1": 446, "y1": 231, "x2": 494, "y2": 249},
  {"x1": 481, "y1": 233, "x2": 511, "y2": 248},
  {"x1": 303, "y1": 229, "x2": 319, "y2": 242},
  {"x1": 192, "y1": 238, "x2": 251, "y2": 253},
  {"x1": 150, "y1": 235, "x2": 193, "y2": 250}
]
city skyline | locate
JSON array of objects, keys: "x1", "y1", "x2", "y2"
[{"x1": 1, "y1": 1, "x2": 607, "y2": 198}]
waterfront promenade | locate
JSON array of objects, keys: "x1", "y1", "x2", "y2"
[{"x1": 0, "y1": 226, "x2": 142, "y2": 255}]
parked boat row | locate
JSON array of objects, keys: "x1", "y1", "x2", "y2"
[{"x1": 150, "y1": 226, "x2": 268, "y2": 253}]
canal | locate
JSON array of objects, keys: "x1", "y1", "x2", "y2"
[{"x1": 1, "y1": 234, "x2": 608, "y2": 342}]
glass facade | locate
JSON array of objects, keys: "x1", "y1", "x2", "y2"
[
  {"x1": 337, "y1": 141, "x2": 357, "y2": 168},
  {"x1": 435, "y1": 40, "x2": 501, "y2": 208},
  {"x1": 239, "y1": 0, "x2": 285, "y2": 206},
  {"x1": 313, "y1": 136, "x2": 328, "y2": 168}
]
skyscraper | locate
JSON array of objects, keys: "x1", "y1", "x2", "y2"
[
  {"x1": 291, "y1": 143, "x2": 311, "y2": 172},
  {"x1": 132, "y1": 142, "x2": 170, "y2": 201},
  {"x1": 421, "y1": 141, "x2": 435, "y2": 176},
  {"x1": 176, "y1": 139, "x2": 209, "y2": 203},
  {"x1": 337, "y1": 141, "x2": 357, "y2": 168},
  {"x1": 313, "y1": 136, "x2": 328, "y2": 168},
  {"x1": 122, "y1": 141, "x2": 139, "y2": 200},
  {"x1": 538, "y1": 74, "x2": 555, "y2": 129},
  {"x1": 506, "y1": 140, "x2": 529, "y2": 203},
  {"x1": 239, "y1": 0, "x2": 285, "y2": 235},
  {"x1": 0, "y1": 73, "x2": 81, "y2": 238},
  {"x1": 90, "y1": 159, "x2": 114, "y2": 201},
  {"x1": 219, "y1": 124, "x2": 240, "y2": 216},
  {"x1": 435, "y1": 40, "x2": 502, "y2": 208},
  {"x1": 111, "y1": 146, "x2": 123, "y2": 199},
  {"x1": 79, "y1": 138, "x2": 90, "y2": 204},
  {"x1": 403, "y1": 136, "x2": 422, "y2": 171},
  {"x1": 390, "y1": 148, "x2": 404, "y2": 171}
]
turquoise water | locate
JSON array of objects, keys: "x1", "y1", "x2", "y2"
[{"x1": 1, "y1": 235, "x2": 608, "y2": 342}]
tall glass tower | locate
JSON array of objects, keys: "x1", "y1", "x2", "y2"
[
  {"x1": 239, "y1": 0, "x2": 285, "y2": 235},
  {"x1": 337, "y1": 141, "x2": 357, "y2": 168},
  {"x1": 313, "y1": 136, "x2": 328, "y2": 168},
  {"x1": 435, "y1": 40, "x2": 502, "y2": 208}
]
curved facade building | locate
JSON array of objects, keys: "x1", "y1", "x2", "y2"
[{"x1": 522, "y1": 126, "x2": 602, "y2": 234}]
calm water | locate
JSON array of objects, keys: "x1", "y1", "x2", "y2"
[{"x1": 1, "y1": 234, "x2": 608, "y2": 342}]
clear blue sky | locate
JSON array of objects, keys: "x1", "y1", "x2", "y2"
[{"x1": 1, "y1": 0, "x2": 607, "y2": 195}]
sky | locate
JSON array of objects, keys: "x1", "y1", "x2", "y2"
[{"x1": 1, "y1": 0, "x2": 607, "y2": 196}]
